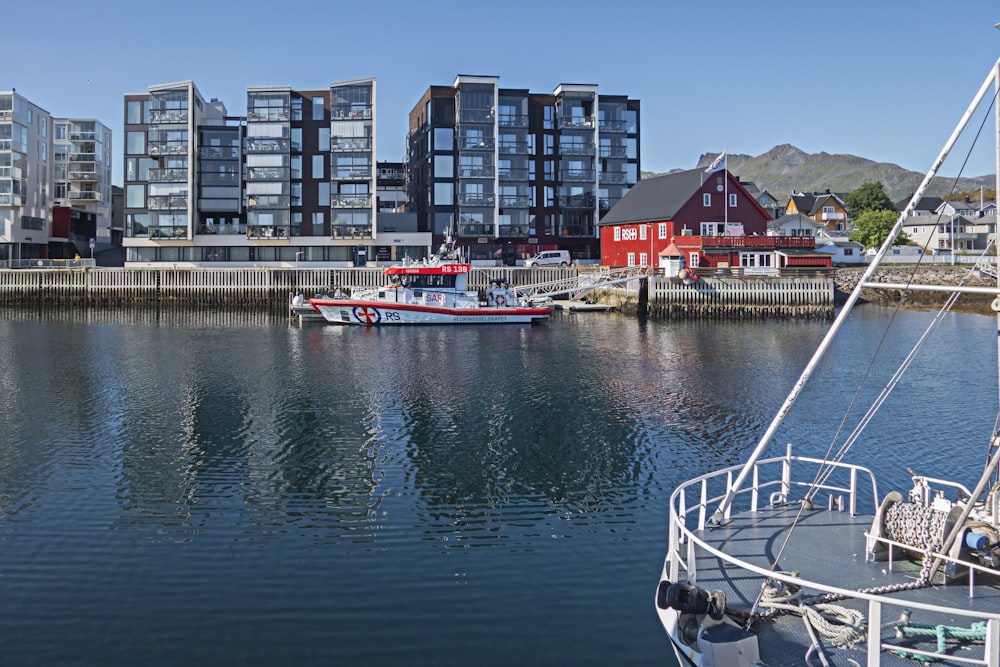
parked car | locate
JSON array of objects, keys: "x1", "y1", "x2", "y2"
[{"x1": 525, "y1": 250, "x2": 570, "y2": 267}]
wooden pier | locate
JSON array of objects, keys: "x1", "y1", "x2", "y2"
[{"x1": 0, "y1": 267, "x2": 834, "y2": 319}]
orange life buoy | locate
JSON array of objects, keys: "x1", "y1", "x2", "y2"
[{"x1": 495, "y1": 294, "x2": 506, "y2": 307}]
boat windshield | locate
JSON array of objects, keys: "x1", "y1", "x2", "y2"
[{"x1": 399, "y1": 274, "x2": 457, "y2": 289}]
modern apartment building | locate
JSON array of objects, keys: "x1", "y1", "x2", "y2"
[
  {"x1": 0, "y1": 90, "x2": 114, "y2": 263},
  {"x1": 406, "y1": 76, "x2": 640, "y2": 262},
  {"x1": 123, "y1": 78, "x2": 429, "y2": 267}
]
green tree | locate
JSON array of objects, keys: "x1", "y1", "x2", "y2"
[
  {"x1": 845, "y1": 182, "x2": 895, "y2": 219},
  {"x1": 850, "y1": 209, "x2": 907, "y2": 249}
]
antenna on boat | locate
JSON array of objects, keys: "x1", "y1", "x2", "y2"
[{"x1": 710, "y1": 54, "x2": 1000, "y2": 526}]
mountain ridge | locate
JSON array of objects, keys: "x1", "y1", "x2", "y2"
[{"x1": 643, "y1": 144, "x2": 995, "y2": 203}]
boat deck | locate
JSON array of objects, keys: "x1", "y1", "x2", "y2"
[{"x1": 688, "y1": 505, "x2": 1000, "y2": 665}]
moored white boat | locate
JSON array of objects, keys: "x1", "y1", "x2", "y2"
[
  {"x1": 308, "y1": 259, "x2": 552, "y2": 326},
  {"x1": 655, "y1": 51, "x2": 1000, "y2": 665}
]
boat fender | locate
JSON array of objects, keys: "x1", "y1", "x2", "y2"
[
  {"x1": 495, "y1": 294, "x2": 506, "y2": 307},
  {"x1": 292, "y1": 293, "x2": 304, "y2": 307}
]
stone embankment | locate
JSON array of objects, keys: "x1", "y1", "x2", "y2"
[{"x1": 834, "y1": 265, "x2": 997, "y2": 314}]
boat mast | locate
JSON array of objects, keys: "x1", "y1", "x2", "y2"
[{"x1": 711, "y1": 57, "x2": 1000, "y2": 524}]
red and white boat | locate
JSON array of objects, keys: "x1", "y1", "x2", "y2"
[{"x1": 309, "y1": 260, "x2": 553, "y2": 326}]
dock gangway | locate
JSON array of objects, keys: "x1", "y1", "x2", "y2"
[{"x1": 513, "y1": 267, "x2": 645, "y2": 304}]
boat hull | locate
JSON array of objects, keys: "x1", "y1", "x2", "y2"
[{"x1": 309, "y1": 299, "x2": 553, "y2": 325}]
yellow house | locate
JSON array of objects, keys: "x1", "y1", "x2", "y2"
[{"x1": 784, "y1": 191, "x2": 849, "y2": 231}]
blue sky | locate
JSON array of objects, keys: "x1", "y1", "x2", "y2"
[{"x1": 5, "y1": 0, "x2": 1000, "y2": 184}]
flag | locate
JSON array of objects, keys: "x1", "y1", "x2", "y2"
[{"x1": 704, "y1": 151, "x2": 727, "y2": 174}]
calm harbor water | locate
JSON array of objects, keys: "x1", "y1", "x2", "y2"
[{"x1": 0, "y1": 305, "x2": 994, "y2": 666}]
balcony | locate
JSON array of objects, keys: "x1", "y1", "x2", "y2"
[
  {"x1": 458, "y1": 166, "x2": 495, "y2": 179},
  {"x1": 498, "y1": 168, "x2": 529, "y2": 181},
  {"x1": 149, "y1": 110, "x2": 188, "y2": 124},
  {"x1": 557, "y1": 116, "x2": 595, "y2": 130},
  {"x1": 498, "y1": 114, "x2": 528, "y2": 128},
  {"x1": 69, "y1": 132, "x2": 97, "y2": 141},
  {"x1": 246, "y1": 139, "x2": 290, "y2": 153},
  {"x1": 68, "y1": 171, "x2": 99, "y2": 182},
  {"x1": 247, "y1": 110, "x2": 289, "y2": 122},
  {"x1": 459, "y1": 108, "x2": 495, "y2": 124},
  {"x1": 149, "y1": 227, "x2": 188, "y2": 239},
  {"x1": 458, "y1": 223, "x2": 494, "y2": 237},
  {"x1": 700, "y1": 235, "x2": 816, "y2": 249},
  {"x1": 599, "y1": 120, "x2": 627, "y2": 133},
  {"x1": 199, "y1": 173, "x2": 239, "y2": 187},
  {"x1": 247, "y1": 194, "x2": 290, "y2": 208},
  {"x1": 148, "y1": 195, "x2": 188, "y2": 211},
  {"x1": 331, "y1": 194, "x2": 372, "y2": 209},
  {"x1": 496, "y1": 140, "x2": 528, "y2": 155},
  {"x1": 820, "y1": 211, "x2": 846, "y2": 221},
  {"x1": 247, "y1": 225, "x2": 289, "y2": 240},
  {"x1": 600, "y1": 172, "x2": 629, "y2": 184},
  {"x1": 68, "y1": 191, "x2": 103, "y2": 201},
  {"x1": 498, "y1": 195, "x2": 530, "y2": 208},
  {"x1": 0, "y1": 139, "x2": 11, "y2": 151},
  {"x1": 149, "y1": 168, "x2": 188, "y2": 183},
  {"x1": 148, "y1": 143, "x2": 188, "y2": 156},
  {"x1": 560, "y1": 194, "x2": 595, "y2": 208},
  {"x1": 498, "y1": 225, "x2": 530, "y2": 237},
  {"x1": 459, "y1": 193, "x2": 495, "y2": 207},
  {"x1": 332, "y1": 224, "x2": 373, "y2": 239},
  {"x1": 332, "y1": 168, "x2": 372, "y2": 180},
  {"x1": 599, "y1": 145, "x2": 629, "y2": 158},
  {"x1": 559, "y1": 143, "x2": 595, "y2": 156},
  {"x1": 0, "y1": 194, "x2": 22, "y2": 206},
  {"x1": 246, "y1": 167, "x2": 289, "y2": 182},
  {"x1": 200, "y1": 146, "x2": 240, "y2": 159},
  {"x1": 331, "y1": 138, "x2": 373, "y2": 152},
  {"x1": 459, "y1": 137, "x2": 495, "y2": 151},
  {"x1": 68, "y1": 153, "x2": 97, "y2": 163},
  {"x1": 332, "y1": 106, "x2": 372, "y2": 120},
  {"x1": 559, "y1": 168, "x2": 596, "y2": 182}
]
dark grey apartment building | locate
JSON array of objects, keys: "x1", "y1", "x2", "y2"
[{"x1": 407, "y1": 76, "x2": 639, "y2": 263}]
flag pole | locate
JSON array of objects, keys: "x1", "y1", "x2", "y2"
[{"x1": 724, "y1": 146, "x2": 728, "y2": 230}]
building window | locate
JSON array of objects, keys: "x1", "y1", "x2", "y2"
[
  {"x1": 126, "y1": 131, "x2": 145, "y2": 154},
  {"x1": 627, "y1": 252, "x2": 635, "y2": 266},
  {"x1": 312, "y1": 211, "x2": 324, "y2": 227},
  {"x1": 614, "y1": 226, "x2": 621, "y2": 241},
  {"x1": 312, "y1": 96, "x2": 324, "y2": 121},
  {"x1": 700, "y1": 222, "x2": 725, "y2": 236},
  {"x1": 291, "y1": 98, "x2": 302, "y2": 121},
  {"x1": 544, "y1": 106, "x2": 554, "y2": 130},
  {"x1": 291, "y1": 156, "x2": 302, "y2": 179},
  {"x1": 127, "y1": 101, "x2": 144, "y2": 124},
  {"x1": 318, "y1": 181, "x2": 330, "y2": 206},
  {"x1": 658, "y1": 222, "x2": 667, "y2": 239},
  {"x1": 639, "y1": 224, "x2": 647, "y2": 241},
  {"x1": 318, "y1": 127, "x2": 330, "y2": 152},
  {"x1": 434, "y1": 155, "x2": 453, "y2": 178},
  {"x1": 639, "y1": 252, "x2": 648, "y2": 266},
  {"x1": 126, "y1": 184, "x2": 145, "y2": 208},
  {"x1": 312, "y1": 155, "x2": 325, "y2": 179},
  {"x1": 434, "y1": 128, "x2": 453, "y2": 151},
  {"x1": 291, "y1": 128, "x2": 302, "y2": 152},
  {"x1": 729, "y1": 193, "x2": 737, "y2": 207},
  {"x1": 434, "y1": 182, "x2": 454, "y2": 205},
  {"x1": 688, "y1": 252, "x2": 700, "y2": 267},
  {"x1": 291, "y1": 183, "x2": 302, "y2": 206},
  {"x1": 703, "y1": 193, "x2": 711, "y2": 206}
]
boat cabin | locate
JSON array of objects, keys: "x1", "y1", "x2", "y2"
[{"x1": 384, "y1": 263, "x2": 471, "y2": 291}]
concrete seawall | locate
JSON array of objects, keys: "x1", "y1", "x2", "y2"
[{"x1": 834, "y1": 265, "x2": 996, "y2": 314}]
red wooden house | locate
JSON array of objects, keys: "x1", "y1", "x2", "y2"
[{"x1": 599, "y1": 168, "x2": 830, "y2": 271}]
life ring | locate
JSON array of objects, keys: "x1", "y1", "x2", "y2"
[
  {"x1": 677, "y1": 268, "x2": 689, "y2": 279},
  {"x1": 495, "y1": 294, "x2": 506, "y2": 307}
]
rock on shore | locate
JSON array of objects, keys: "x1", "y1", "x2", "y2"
[{"x1": 834, "y1": 265, "x2": 996, "y2": 314}]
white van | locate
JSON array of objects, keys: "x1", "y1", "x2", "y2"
[{"x1": 525, "y1": 250, "x2": 570, "y2": 267}]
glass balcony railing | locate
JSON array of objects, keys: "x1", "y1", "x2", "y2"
[
  {"x1": 68, "y1": 171, "x2": 99, "y2": 181},
  {"x1": 498, "y1": 168, "x2": 529, "y2": 181},
  {"x1": 559, "y1": 143, "x2": 595, "y2": 156},
  {"x1": 246, "y1": 167, "x2": 289, "y2": 181},
  {"x1": 497, "y1": 141, "x2": 528, "y2": 154},
  {"x1": 497, "y1": 195, "x2": 530, "y2": 207},
  {"x1": 0, "y1": 193, "x2": 22, "y2": 206},
  {"x1": 246, "y1": 139, "x2": 290, "y2": 153},
  {"x1": 247, "y1": 225, "x2": 289, "y2": 240},
  {"x1": 331, "y1": 138, "x2": 373, "y2": 152},
  {"x1": 149, "y1": 110, "x2": 189, "y2": 124},
  {"x1": 458, "y1": 166, "x2": 494, "y2": 178},
  {"x1": 148, "y1": 168, "x2": 188, "y2": 183},
  {"x1": 149, "y1": 226, "x2": 188, "y2": 239},
  {"x1": 331, "y1": 194, "x2": 372, "y2": 208},
  {"x1": 332, "y1": 106, "x2": 372, "y2": 120},
  {"x1": 557, "y1": 116, "x2": 595, "y2": 130},
  {"x1": 559, "y1": 194, "x2": 595, "y2": 208},
  {"x1": 199, "y1": 173, "x2": 239, "y2": 187},
  {"x1": 459, "y1": 193, "x2": 495, "y2": 207},
  {"x1": 200, "y1": 146, "x2": 240, "y2": 159},
  {"x1": 148, "y1": 195, "x2": 188, "y2": 211},
  {"x1": 498, "y1": 225, "x2": 530, "y2": 237},
  {"x1": 559, "y1": 169, "x2": 596, "y2": 182},
  {"x1": 332, "y1": 167, "x2": 372, "y2": 180},
  {"x1": 599, "y1": 145, "x2": 629, "y2": 158},
  {"x1": 331, "y1": 224, "x2": 373, "y2": 239},
  {"x1": 458, "y1": 137, "x2": 495, "y2": 151},
  {"x1": 459, "y1": 108, "x2": 495, "y2": 124},
  {"x1": 68, "y1": 153, "x2": 97, "y2": 163},
  {"x1": 498, "y1": 114, "x2": 528, "y2": 128},
  {"x1": 600, "y1": 172, "x2": 629, "y2": 184},
  {"x1": 599, "y1": 120, "x2": 627, "y2": 133},
  {"x1": 0, "y1": 139, "x2": 11, "y2": 151},
  {"x1": 457, "y1": 223, "x2": 494, "y2": 237},
  {"x1": 148, "y1": 143, "x2": 188, "y2": 156},
  {"x1": 68, "y1": 191, "x2": 102, "y2": 201},
  {"x1": 247, "y1": 110, "x2": 289, "y2": 122},
  {"x1": 247, "y1": 194, "x2": 290, "y2": 208}
]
